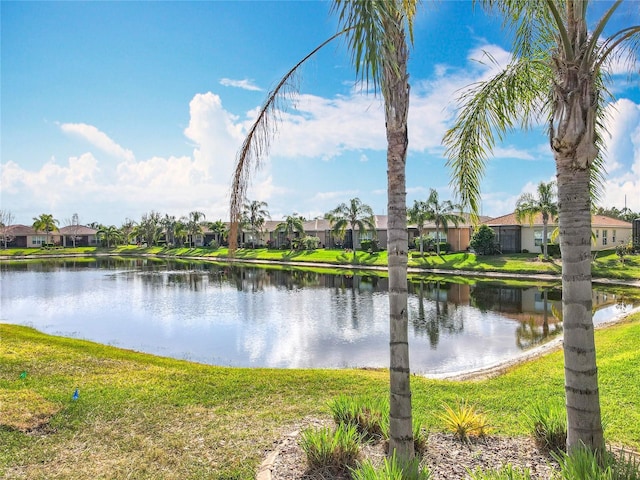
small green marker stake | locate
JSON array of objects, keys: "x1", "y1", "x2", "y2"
[{"x1": 20, "y1": 371, "x2": 27, "y2": 380}]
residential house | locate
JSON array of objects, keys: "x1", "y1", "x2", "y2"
[
  {"x1": 485, "y1": 213, "x2": 633, "y2": 253},
  {"x1": 1, "y1": 224, "x2": 98, "y2": 248}
]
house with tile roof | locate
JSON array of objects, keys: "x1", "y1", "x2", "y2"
[
  {"x1": 485, "y1": 213, "x2": 632, "y2": 254},
  {"x1": 0, "y1": 224, "x2": 98, "y2": 248}
]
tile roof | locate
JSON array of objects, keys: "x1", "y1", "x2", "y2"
[{"x1": 485, "y1": 213, "x2": 632, "y2": 228}]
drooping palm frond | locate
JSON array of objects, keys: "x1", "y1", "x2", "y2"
[
  {"x1": 443, "y1": 57, "x2": 549, "y2": 215},
  {"x1": 229, "y1": 30, "x2": 348, "y2": 253}
]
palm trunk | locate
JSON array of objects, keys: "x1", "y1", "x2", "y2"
[
  {"x1": 384, "y1": 16, "x2": 413, "y2": 461},
  {"x1": 542, "y1": 220, "x2": 548, "y2": 260},
  {"x1": 556, "y1": 157, "x2": 604, "y2": 453}
]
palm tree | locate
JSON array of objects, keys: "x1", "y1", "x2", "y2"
[
  {"x1": 185, "y1": 211, "x2": 206, "y2": 248},
  {"x1": 276, "y1": 214, "x2": 305, "y2": 249},
  {"x1": 515, "y1": 181, "x2": 558, "y2": 260},
  {"x1": 161, "y1": 214, "x2": 178, "y2": 247},
  {"x1": 209, "y1": 220, "x2": 228, "y2": 247},
  {"x1": 242, "y1": 200, "x2": 270, "y2": 248},
  {"x1": 32, "y1": 213, "x2": 59, "y2": 246},
  {"x1": 228, "y1": 1, "x2": 417, "y2": 460},
  {"x1": 138, "y1": 211, "x2": 162, "y2": 246},
  {"x1": 443, "y1": 0, "x2": 639, "y2": 453},
  {"x1": 328, "y1": 198, "x2": 377, "y2": 263},
  {"x1": 407, "y1": 200, "x2": 430, "y2": 255},
  {"x1": 424, "y1": 189, "x2": 464, "y2": 256},
  {"x1": 97, "y1": 225, "x2": 122, "y2": 247},
  {"x1": 120, "y1": 218, "x2": 136, "y2": 246}
]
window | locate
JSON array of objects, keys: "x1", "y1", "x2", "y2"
[
  {"x1": 534, "y1": 229, "x2": 552, "y2": 247},
  {"x1": 595, "y1": 229, "x2": 599, "y2": 239},
  {"x1": 602, "y1": 230, "x2": 608, "y2": 246},
  {"x1": 31, "y1": 235, "x2": 45, "y2": 246},
  {"x1": 612, "y1": 230, "x2": 616, "y2": 243}
]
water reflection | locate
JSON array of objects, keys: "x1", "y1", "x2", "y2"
[{"x1": 1, "y1": 258, "x2": 638, "y2": 375}]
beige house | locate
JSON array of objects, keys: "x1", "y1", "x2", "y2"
[{"x1": 485, "y1": 213, "x2": 632, "y2": 253}]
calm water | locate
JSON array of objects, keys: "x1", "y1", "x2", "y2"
[{"x1": 1, "y1": 258, "x2": 637, "y2": 375}]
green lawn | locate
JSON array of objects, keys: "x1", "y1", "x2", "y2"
[
  {"x1": 1, "y1": 314, "x2": 639, "y2": 479},
  {"x1": 3, "y1": 245, "x2": 639, "y2": 281}
]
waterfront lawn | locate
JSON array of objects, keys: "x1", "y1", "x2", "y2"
[
  {"x1": 2, "y1": 246, "x2": 640, "y2": 280},
  {"x1": 1, "y1": 313, "x2": 638, "y2": 479}
]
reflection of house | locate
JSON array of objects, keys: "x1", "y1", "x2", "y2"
[
  {"x1": 1, "y1": 224, "x2": 98, "y2": 248},
  {"x1": 485, "y1": 213, "x2": 632, "y2": 253}
]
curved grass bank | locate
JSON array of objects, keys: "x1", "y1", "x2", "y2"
[
  {"x1": 1, "y1": 313, "x2": 639, "y2": 479},
  {"x1": 2, "y1": 245, "x2": 640, "y2": 283}
]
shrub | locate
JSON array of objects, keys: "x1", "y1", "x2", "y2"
[
  {"x1": 554, "y1": 447, "x2": 640, "y2": 480},
  {"x1": 350, "y1": 452, "x2": 431, "y2": 480},
  {"x1": 546, "y1": 244, "x2": 561, "y2": 257},
  {"x1": 438, "y1": 400, "x2": 490, "y2": 442},
  {"x1": 301, "y1": 235, "x2": 320, "y2": 250},
  {"x1": 299, "y1": 423, "x2": 361, "y2": 474},
  {"x1": 413, "y1": 417, "x2": 429, "y2": 453},
  {"x1": 470, "y1": 225, "x2": 497, "y2": 255},
  {"x1": 360, "y1": 239, "x2": 380, "y2": 253},
  {"x1": 526, "y1": 402, "x2": 566, "y2": 453},
  {"x1": 329, "y1": 395, "x2": 388, "y2": 441},
  {"x1": 467, "y1": 464, "x2": 533, "y2": 479},
  {"x1": 208, "y1": 240, "x2": 219, "y2": 249}
]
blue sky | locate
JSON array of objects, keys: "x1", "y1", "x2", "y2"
[{"x1": 2, "y1": 1, "x2": 639, "y2": 227}]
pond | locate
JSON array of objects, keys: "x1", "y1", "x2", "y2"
[{"x1": 1, "y1": 257, "x2": 638, "y2": 375}]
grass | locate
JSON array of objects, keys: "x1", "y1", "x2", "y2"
[
  {"x1": 3, "y1": 246, "x2": 640, "y2": 281},
  {"x1": 1, "y1": 313, "x2": 639, "y2": 479}
]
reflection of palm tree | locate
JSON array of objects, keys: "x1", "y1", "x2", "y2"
[{"x1": 516, "y1": 317, "x2": 563, "y2": 350}]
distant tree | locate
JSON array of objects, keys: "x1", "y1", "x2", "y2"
[
  {"x1": 407, "y1": 200, "x2": 430, "y2": 255},
  {"x1": 276, "y1": 214, "x2": 306, "y2": 249},
  {"x1": 64, "y1": 213, "x2": 81, "y2": 248},
  {"x1": 515, "y1": 181, "x2": 558, "y2": 260},
  {"x1": 174, "y1": 220, "x2": 188, "y2": 247},
  {"x1": 32, "y1": 213, "x2": 59, "y2": 246},
  {"x1": 424, "y1": 189, "x2": 464, "y2": 255},
  {"x1": 137, "y1": 211, "x2": 162, "y2": 246},
  {"x1": 161, "y1": 215, "x2": 179, "y2": 246},
  {"x1": 595, "y1": 206, "x2": 640, "y2": 223},
  {"x1": 209, "y1": 220, "x2": 228, "y2": 246},
  {"x1": 242, "y1": 200, "x2": 270, "y2": 248},
  {"x1": 120, "y1": 218, "x2": 136, "y2": 246},
  {"x1": 470, "y1": 225, "x2": 496, "y2": 255},
  {"x1": 328, "y1": 198, "x2": 376, "y2": 263},
  {"x1": 0, "y1": 209, "x2": 15, "y2": 249},
  {"x1": 184, "y1": 211, "x2": 206, "y2": 247},
  {"x1": 97, "y1": 225, "x2": 122, "y2": 247}
]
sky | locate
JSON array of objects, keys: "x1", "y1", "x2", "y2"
[{"x1": 1, "y1": 1, "x2": 639, "y2": 227}]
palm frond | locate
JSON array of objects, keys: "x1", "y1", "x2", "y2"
[{"x1": 229, "y1": 30, "x2": 348, "y2": 253}]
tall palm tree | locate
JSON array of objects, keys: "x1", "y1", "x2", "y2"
[
  {"x1": 229, "y1": 0, "x2": 417, "y2": 460},
  {"x1": 424, "y1": 189, "x2": 464, "y2": 256},
  {"x1": 443, "y1": 0, "x2": 639, "y2": 453},
  {"x1": 276, "y1": 214, "x2": 305, "y2": 249},
  {"x1": 242, "y1": 200, "x2": 270, "y2": 248},
  {"x1": 329, "y1": 198, "x2": 377, "y2": 263},
  {"x1": 32, "y1": 213, "x2": 59, "y2": 246},
  {"x1": 515, "y1": 181, "x2": 558, "y2": 260},
  {"x1": 407, "y1": 200, "x2": 430, "y2": 255}
]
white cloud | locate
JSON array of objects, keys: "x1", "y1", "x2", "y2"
[
  {"x1": 219, "y1": 78, "x2": 262, "y2": 91},
  {"x1": 59, "y1": 123, "x2": 135, "y2": 162},
  {"x1": 311, "y1": 190, "x2": 359, "y2": 202}
]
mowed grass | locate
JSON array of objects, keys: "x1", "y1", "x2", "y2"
[
  {"x1": 3, "y1": 246, "x2": 639, "y2": 280},
  {"x1": 1, "y1": 313, "x2": 639, "y2": 479}
]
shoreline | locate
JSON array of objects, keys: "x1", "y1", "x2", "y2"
[{"x1": 2, "y1": 251, "x2": 640, "y2": 288}]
